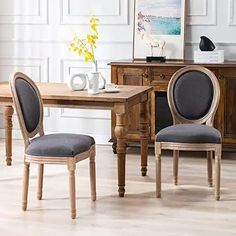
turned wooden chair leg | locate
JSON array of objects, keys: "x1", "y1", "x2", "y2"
[
  {"x1": 37, "y1": 164, "x2": 44, "y2": 200},
  {"x1": 68, "y1": 159, "x2": 76, "y2": 219},
  {"x1": 22, "y1": 162, "x2": 30, "y2": 211},
  {"x1": 207, "y1": 151, "x2": 213, "y2": 187},
  {"x1": 215, "y1": 145, "x2": 221, "y2": 201},
  {"x1": 89, "y1": 154, "x2": 96, "y2": 201},
  {"x1": 173, "y1": 150, "x2": 179, "y2": 185},
  {"x1": 69, "y1": 170, "x2": 76, "y2": 219},
  {"x1": 155, "y1": 142, "x2": 161, "y2": 198}
]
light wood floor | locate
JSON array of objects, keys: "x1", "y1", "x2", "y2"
[{"x1": 0, "y1": 139, "x2": 236, "y2": 236}]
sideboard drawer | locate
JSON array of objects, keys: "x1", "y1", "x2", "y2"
[{"x1": 150, "y1": 68, "x2": 179, "y2": 84}]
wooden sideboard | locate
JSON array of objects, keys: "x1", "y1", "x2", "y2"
[{"x1": 110, "y1": 60, "x2": 236, "y2": 152}]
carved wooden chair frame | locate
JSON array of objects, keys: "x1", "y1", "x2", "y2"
[
  {"x1": 10, "y1": 72, "x2": 96, "y2": 219},
  {"x1": 155, "y1": 66, "x2": 222, "y2": 200}
]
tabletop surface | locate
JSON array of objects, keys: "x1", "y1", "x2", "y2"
[{"x1": 0, "y1": 82, "x2": 152, "y2": 103}]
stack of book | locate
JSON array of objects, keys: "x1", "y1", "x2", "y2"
[{"x1": 194, "y1": 50, "x2": 224, "y2": 63}]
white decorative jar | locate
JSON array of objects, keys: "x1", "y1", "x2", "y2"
[
  {"x1": 87, "y1": 72, "x2": 99, "y2": 94},
  {"x1": 67, "y1": 74, "x2": 87, "y2": 91}
]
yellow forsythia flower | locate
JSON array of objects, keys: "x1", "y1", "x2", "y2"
[
  {"x1": 68, "y1": 17, "x2": 99, "y2": 64},
  {"x1": 90, "y1": 17, "x2": 99, "y2": 24}
]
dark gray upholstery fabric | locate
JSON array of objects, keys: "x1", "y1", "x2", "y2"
[
  {"x1": 156, "y1": 124, "x2": 221, "y2": 144},
  {"x1": 26, "y1": 133, "x2": 95, "y2": 157},
  {"x1": 173, "y1": 71, "x2": 213, "y2": 120},
  {"x1": 15, "y1": 78, "x2": 40, "y2": 133}
]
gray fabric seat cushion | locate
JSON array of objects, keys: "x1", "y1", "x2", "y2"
[
  {"x1": 26, "y1": 133, "x2": 95, "y2": 157},
  {"x1": 156, "y1": 124, "x2": 221, "y2": 144}
]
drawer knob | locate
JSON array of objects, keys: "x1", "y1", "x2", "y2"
[
  {"x1": 160, "y1": 74, "x2": 165, "y2": 80},
  {"x1": 142, "y1": 73, "x2": 148, "y2": 78},
  {"x1": 219, "y1": 75, "x2": 224, "y2": 80}
]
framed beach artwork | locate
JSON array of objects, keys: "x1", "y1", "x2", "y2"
[{"x1": 133, "y1": 0, "x2": 186, "y2": 60}]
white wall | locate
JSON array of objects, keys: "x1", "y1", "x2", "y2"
[{"x1": 0, "y1": 0, "x2": 235, "y2": 144}]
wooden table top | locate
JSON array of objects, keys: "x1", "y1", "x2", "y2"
[{"x1": 0, "y1": 82, "x2": 152, "y2": 103}]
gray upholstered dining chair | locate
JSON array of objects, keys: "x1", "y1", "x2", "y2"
[
  {"x1": 10, "y1": 72, "x2": 96, "y2": 219},
  {"x1": 155, "y1": 66, "x2": 222, "y2": 200}
]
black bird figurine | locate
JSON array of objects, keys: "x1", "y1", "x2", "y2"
[{"x1": 199, "y1": 36, "x2": 215, "y2": 51}]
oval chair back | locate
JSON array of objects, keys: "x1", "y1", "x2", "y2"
[
  {"x1": 10, "y1": 72, "x2": 44, "y2": 148},
  {"x1": 167, "y1": 66, "x2": 220, "y2": 126}
]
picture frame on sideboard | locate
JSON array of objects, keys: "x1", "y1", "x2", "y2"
[{"x1": 133, "y1": 0, "x2": 186, "y2": 60}]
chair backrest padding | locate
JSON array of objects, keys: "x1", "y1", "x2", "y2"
[
  {"x1": 10, "y1": 72, "x2": 44, "y2": 146},
  {"x1": 168, "y1": 66, "x2": 220, "y2": 125},
  {"x1": 173, "y1": 71, "x2": 213, "y2": 120},
  {"x1": 15, "y1": 78, "x2": 40, "y2": 133}
]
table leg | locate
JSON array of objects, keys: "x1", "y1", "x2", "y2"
[
  {"x1": 4, "y1": 106, "x2": 14, "y2": 166},
  {"x1": 140, "y1": 100, "x2": 149, "y2": 176},
  {"x1": 114, "y1": 113, "x2": 127, "y2": 197}
]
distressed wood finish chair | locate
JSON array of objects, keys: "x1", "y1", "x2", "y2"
[
  {"x1": 10, "y1": 72, "x2": 96, "y2": 219},
  {"x1": 155, "y1": 66, "x2": 222, "y2": 200}
]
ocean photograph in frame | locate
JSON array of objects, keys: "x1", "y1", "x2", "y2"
[{"x1": 133, "y1": 0, "x2": 186, "y2": 60}]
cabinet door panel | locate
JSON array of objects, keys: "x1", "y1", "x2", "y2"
[
  {"x1": 219, "y1": 69, "x2": 236, "y2": 147},
  {"x1": 115, "y1": 67, "x2": 148, "y2": 140},
  {"x1": 225, "y1": 78, "x2": 236, "y2": 137},
  {"x1": 117, "y1": 68, "x2": 144, "y2": 86}
]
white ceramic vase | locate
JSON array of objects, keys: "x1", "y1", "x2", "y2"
[
  {"x1": 87, "y1": 72, "x2": 99, "y2": 94},
  {"x1": 67, "y1": 73, "x2": 87, "y2": 91}
]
